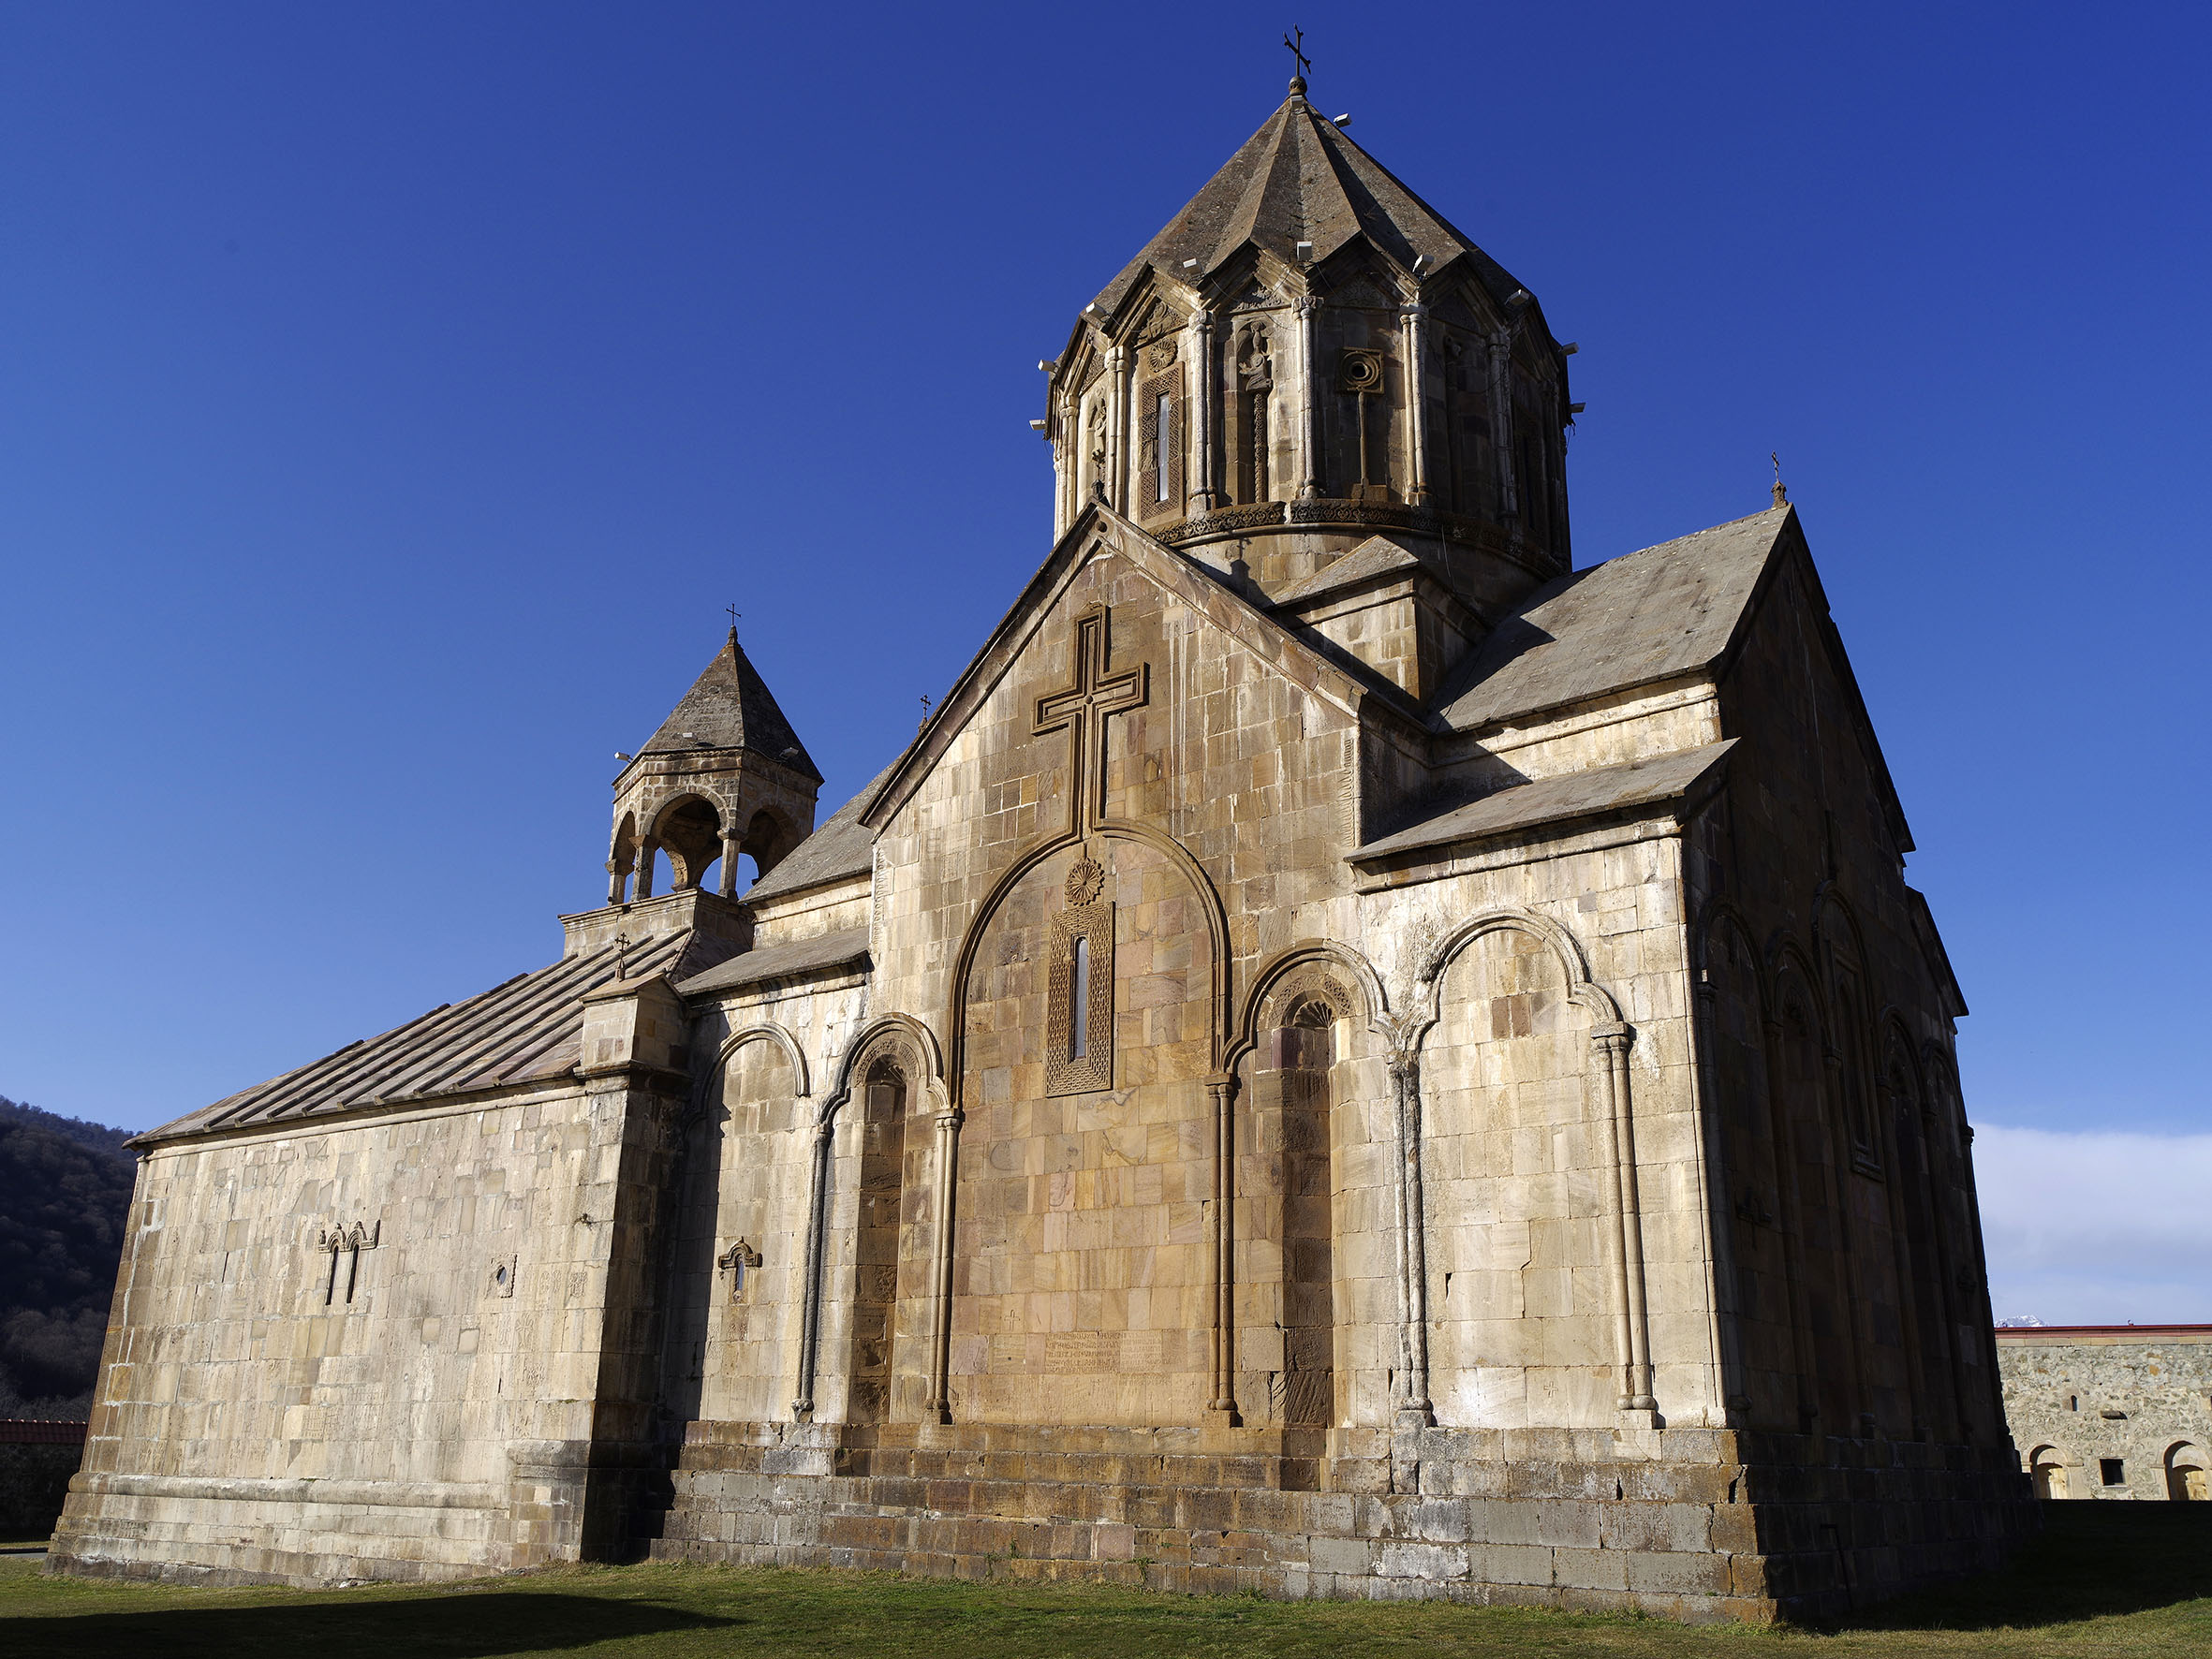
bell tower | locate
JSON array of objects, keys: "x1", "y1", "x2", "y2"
[
  {"x1": 603, "y1": 627, "x2": 822, "y2": 910},
  {"x1": 1042, "y1": 78, "x2": 1578, "y2": 631}
]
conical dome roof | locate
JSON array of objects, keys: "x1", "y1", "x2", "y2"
[
  {"x1": 1089, "y1": 86, "x2": 1531, "y2": 321},
  {"x1": 638, "y1": 629, "x2": 821, "y2": 783}
]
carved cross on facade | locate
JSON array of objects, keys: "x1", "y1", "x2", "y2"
[
  {"x1": 1033, "y1": 606, "x2": 1148, "y2": 834},
  {"x1": 716, "y1": 1237, "x2": 763, "y2": 1301},
  {"x1": 315, "y1": 1218, "x2": 380, "y2": 1307}
]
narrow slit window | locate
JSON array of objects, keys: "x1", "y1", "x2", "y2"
[
  {"x1": 1070, "y1": 935, "x2": 1090, "y2": 1057},
  {"x1": 1155, "y1": 394, "x2": 1172, "y2": 500}
]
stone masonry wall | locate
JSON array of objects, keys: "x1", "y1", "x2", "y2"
[
  {"x1": 1998, "y1": 1329, "x2": 2212, "y2": 1500},
  {"x1": 51, "y1": 1082, "x2": 626, "y2": 1584},
  {"x1": 1688, "y1": 535, "x2": 2006, "y2": 1451}
]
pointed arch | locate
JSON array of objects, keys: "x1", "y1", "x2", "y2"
[
  {"x1": 649, "y1": 792, "x2": 726, "y2": 891},
  {"x1": 793, "y1": 1011, "x2": 946, "y2": 1423},
  {"x1": 1693, "y1": 899, "x2": 1766, "y2": 1018},
  {"x1": 1811, "y1": 885, "x2": 1873, "y2": 986},
  {"x1": 824, "y1": 1013, "x2": 945, "y2": 1123},
  {"x1": 1227, "y1": 939, "x2": 1389, "y2": 1070},
  {"x1": 715, "y1": 1022, "x2": 812, "y2": 1100},
  {"x1": 944, "y1": 821, "x2": 1231, "y2": 1085},
  {"x1": 1766, "y1": 938, "x2": 1830, "y2": 1049},
  {"x1": 1404, "y1": 904, "x2": 1621, "y2": 1046}
]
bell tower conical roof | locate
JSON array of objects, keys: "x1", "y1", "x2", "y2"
[
  {"x1": 599, "y1": 628, "x2": 824, "y2": 910},
  {"x1": 1088, "y1": 85, "x2": 1532, "y2": 324},
  {"x1": 638, "y1": 628, "x2": 821, "y2": 783},
  {"x1": 1043, "y1": 80, "x2": 1578, "y2": 625}
]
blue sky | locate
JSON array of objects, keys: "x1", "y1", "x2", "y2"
[{"x1": 2, "y1": 5, "x2": 2205, "y2": 1314}]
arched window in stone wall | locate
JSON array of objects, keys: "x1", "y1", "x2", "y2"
[
  {"x1": 2030, "y1": 1445, "x2": 2071, "y2": 1500},
  {"x1": 739, "y1": 808, "x2": 794, "y2": 888},
  {"x1": 652, "y1": 795, "x2": 724, "y2": 893},
  {"x1": 1251, "y1": 994, "x2": 1339, "y2": 1438},
  {"x1": 607, "y1": 812, "x2": 639, "y2": 904},
  {"x1": 1512, "y1": 364, "x2": 1550, "y2": 543},
  {"x1": 1138, "y1": 356, "x2": 1181, "y2": 517},
  {"x1": 2167, "y1": 1442, "x2": 2209, "y2": 1502},
  {"x1": 847, "y1": 1057, "x2": 908, "y2": 1425},
  {"x1": 1233, "y1": 318, "x2": 1274, "y2": 505},
  {"x1": 1438, "y1": 335, "x2": 1491, "y2": 518}
]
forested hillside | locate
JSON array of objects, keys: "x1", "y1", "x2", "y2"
[{"x1": 0, "y1": 1095, "x2": 138, "y2": 1416}]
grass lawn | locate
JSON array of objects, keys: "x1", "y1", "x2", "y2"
[{"x1": 3, "y1": 1507, "x2": 2206, "y2": 1658}]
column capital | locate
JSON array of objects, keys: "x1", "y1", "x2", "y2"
[{"x1": 1589, "y1": 1021, "x2": 1633, "y2": 1054}]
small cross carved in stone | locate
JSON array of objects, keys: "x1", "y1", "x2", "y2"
[{"x1": 717, "y1": 1237, "x2": 763, "y2": 1301}]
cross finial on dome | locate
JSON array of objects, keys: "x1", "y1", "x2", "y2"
[{"x1": 1283, "y1": 24, "x2": 1310, "y2": 95}]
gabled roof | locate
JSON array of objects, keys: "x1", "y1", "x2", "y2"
[
  {"x1": 859, "y1": 501, "x2": 1418, "y2": 834},
  {"x1": 1271, "y1": 534, "x2": 1429, "y2": 607},
  {"x1": 1432, "y1": 507, "x2": 1792, "y2": 733},
  {"x1": 136, "y1": 928, "x2": 704, "y2": 1145},
  {"x1": 1430, "y1": 502, "x2": 1915, "y2": 856},
  {"x1": 1091, "y1": 87, "x2": 1531, "y2": 321},
  {"x1": 639, "y1": 628, "x2": 821, "y2": 783}
]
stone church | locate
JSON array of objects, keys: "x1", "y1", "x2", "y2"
[{"x1": 54, "y1": 80, "x2": 2033, "y2": 1619}]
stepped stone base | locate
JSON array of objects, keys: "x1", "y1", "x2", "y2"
[{"x1": 646, "y1": 1419, "x2": 2038, "y2": 1623}]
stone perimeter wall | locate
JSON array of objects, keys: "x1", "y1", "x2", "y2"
[{"x1": 1999, "y1": 1331, "x2": 2212, "y2": 1501}]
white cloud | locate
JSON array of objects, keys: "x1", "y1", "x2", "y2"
[{"x1": 1971, "y1": 1123, "x2": 2212, "y2": 1325}]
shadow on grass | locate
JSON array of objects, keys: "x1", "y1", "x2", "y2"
[
  {"x1": 3, "y1": 1588, "x2": 735, "y2": 1658},
  {"x1": 1834, "y1": 1505, "x2": 2212, "y2": 1632}
]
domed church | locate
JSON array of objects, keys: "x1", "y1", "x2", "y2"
[{"x1": 53, "y1": 76, "x2": 2033, "y2": 1619}]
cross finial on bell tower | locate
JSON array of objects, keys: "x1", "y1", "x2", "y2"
[
  {"x1": 1283, "y1": 24, "x2": 1311, "y2": 95},
  {"x1": 1771, "y1": 452, "x2": 1790, "y2": 508}
]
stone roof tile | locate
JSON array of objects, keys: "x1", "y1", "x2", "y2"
[
  {"x1": 1433, "y1": 507, "x2": 1790, "y2": 732},
  {"x1": 1352, "y1": 740, "x2": 1737, "y2": 865},
  {"x1": 1091, "y1": 92, "x2": 1530, "y2": 320},
  {"x1": 639, "y1": 628, "x2": 821, "y2": 782},
  {"x1": 675, "y1": 924, "x2": 870, "y2": 997},
  {"x1": 1271, "y1": 534, "x2": 1427, "y2": 607},
  {"x1": 137, "y1": 928, "x2": 698, "y2": 1144}
]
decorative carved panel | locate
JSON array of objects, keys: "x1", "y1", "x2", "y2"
[{"x1": 1046, "y1": 859, "x2": 1113, "y2": 1095}]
